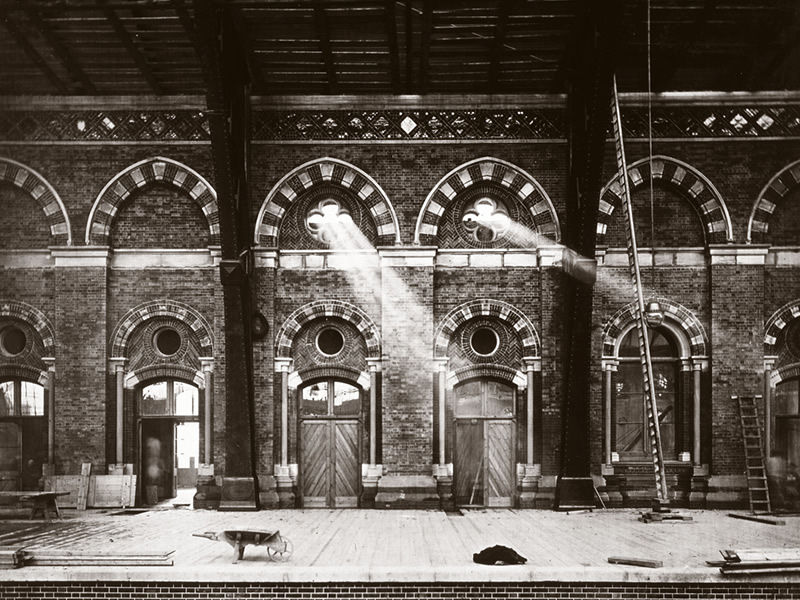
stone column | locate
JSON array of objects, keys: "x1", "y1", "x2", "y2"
[
  {"x1": 361, "y1": 358, "x2": 383, "y2": 508},
  {"x1": 199, "y1": 358, "x2": 214, "y2": 469},
  {"x1": 519, "y1": 357, "x2": 542, "y2": 508},
  {"x1": 600, "y1": 358, "x2": 622, "y2": 507},
  {"x1": 42, "y1": 357, "x2": 55, "y2": 476},
  {"x1": 432, "y1": 357, "x2": 453, "y2": 510},
  {"x1": 108, "y1": 357, "x2": 127, "y2": 468},
  {"x1": 274, "y1": 357, "x2": 294, "y2": 507}
]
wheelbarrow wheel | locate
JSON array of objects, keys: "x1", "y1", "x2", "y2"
[{"x1": 267, "y1": 537, "x2": 293, "y2": 562}]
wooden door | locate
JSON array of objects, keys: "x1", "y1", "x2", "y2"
[
  {"x1": 486, "y1": 421, "x2": 514, "y2": 507},
  {"x1": 454, "y1": 420, "x2": 484, "y2": 506},
  {"x1": 141, "y1": 419, "x2": 175, "y2": 501},
  {"x1": 301, "y1": 420, "x2": 360, "y2": 508}
]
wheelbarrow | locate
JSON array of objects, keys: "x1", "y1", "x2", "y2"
[{"x1": 194, "y1": 529, "x2": 293, "y2": 563}]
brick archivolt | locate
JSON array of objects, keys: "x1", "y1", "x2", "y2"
[
  {"x1": 0, "y1": 157, "x2": 71, "y2": 245},
  {"x1": 599, "y1": 155, "x2": 732, "y2": 245},
  {"x1": 749, "y1": 158, "x2": 800, "y2": 243},
  {"x1": 85, "y1": 156, "x2": 220, "y2": 246},
  {"x1": 275, "y1": 300, "x2": 381, "y2": 359},
  {"x1": 434, "y1": 299, "x2": 539, "y2": 359},
  {"x1": 764, "y1": 300, "x2": 800, "y2": 356},
  {"x1": 415, "y1": 157, "x2": 560, "y2": 246},
  {"x1": 602, "y1": 298, "x2": 707, "y2": 358},
  {"x1": 0, "y1": 300, "x2": 55, "y2": 357},
  {"x1": 109, "y1": 300, "x2": 214, "y2": 359},
  {"x1": 255, "y1": 157, "x2": 400, "y2": 248}
]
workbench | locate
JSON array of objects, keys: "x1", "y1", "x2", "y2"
[{"x1": 0, "y1": 491, "x2": 71, "y2": 520}]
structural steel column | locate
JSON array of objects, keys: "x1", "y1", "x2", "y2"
[
  {"x1": 193, "y1": 1, "x2": 258, "y2": 491},
  {"x1": 556, "y1": 0, "x2": 624, "y2": 509}
]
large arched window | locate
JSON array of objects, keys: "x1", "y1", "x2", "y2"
[
  {"x1": 0, "y1": 379, "x2": 46, "y2": 490},
  {"x1": 615, "y1": 329, "x2": 680, "y2": 461}
]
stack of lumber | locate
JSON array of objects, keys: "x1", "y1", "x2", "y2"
[
  {"x1": 0, "y1": 548, "x2": 30, "y2": 569},
  {"x1": 1, "y1": 547, "x2": 174, "y2": 568},
  {"x1": 711, "y1": 548, "x2": 800, "y2": 575}
]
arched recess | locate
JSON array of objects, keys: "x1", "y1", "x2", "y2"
[
  {"x1": 598, "y1": 155, "x2": 733, "y2": 246},
  {"x1": 415, "y1": 157, "x2": 560, "y2": 246},
  {"x1": 109, "y1": 299, "x2": 214, "y2": 360},
  {"x1": 602, "y1": 297, "x2": 707, "y2": 359},
  {"x1": 764, "y1": 300, "x2": 800, "y2": 357},
  {"x1": 275, "y1": 300, "x2": 381, "y2": 359},
  {"x1": 749, "y1": 158, "x2": 800, "y2": 244},
  {"x1": 0, "y1": 300, "x2": 56, "y2": 358},
  {"x1": 255, "y1": 157, "x2": 400, "y2": 247},
  {"x1": 434, "y1": 299, "x2": 539, "y2": 359},
  {"x1": 0, "y1": 157, "x2": 72, "y2": 245},
  {"x1": 85, "y1": 157, "x2": 220, "y2": 246}
]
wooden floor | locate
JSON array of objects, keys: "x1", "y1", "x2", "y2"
[{"x1": 1, "y1": 504, "x2": 800, "y2": 583}]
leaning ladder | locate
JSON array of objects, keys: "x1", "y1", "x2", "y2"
[
  {"x1": 610, "y1": 77, "x2": 669, "y2": 504},
  {"x1": 735, "y1": 395, "x2": 771, "y2": 514}
]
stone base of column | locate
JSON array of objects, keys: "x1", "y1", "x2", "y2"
[
  {"x1": 517, "y1": 464, "x2": 541, "y2": 509},
  {"x1": 433, "y1": 464, "x2": 454, "y2": 511},
  {"x1": 275, "y1": 465, "x2": 296, "y2": 509},
  {"x1": 689, "y1": 465, "x2": 710, "y2": 509},
  {"x1": 218, "y1": 477, "x2": 259, "y2": 511},
  {"x1": 360, "y1": 464, "x2": 383, "y2": 508},
  {"x1": 258, "y1": 475, "x2": 280, "y2": 509},
  {"x1": 374, "y1": 474, "x2": 440, "y2": 509}
]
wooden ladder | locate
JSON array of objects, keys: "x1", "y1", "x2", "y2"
[{"x1": 735, "y1": 395, "x2": 771, "y2": 514}]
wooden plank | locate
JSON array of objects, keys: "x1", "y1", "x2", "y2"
[
  {"x1": 608, "y1": 556, "x2": 664, "y2": 568},
  {"x1": 727, "y1": 513, "x2": 786, "y2": 526},
  {"x1": 76, "y1": 463, "x2": 91, "y2": 511}
]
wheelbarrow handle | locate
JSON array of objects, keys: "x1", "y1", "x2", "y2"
[{"x1": 193, "y1": 532, "x2": 220, "y2": 541}]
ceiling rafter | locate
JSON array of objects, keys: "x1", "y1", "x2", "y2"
[
  {"x1": 17, "y1": 1, "x2": 96, "y2": 93},
  {"x1": 98, "y1": 0, "x2": 163, "y2": 93},
  {"x1": 313, "y1": 1, "x2": 337, "y2": 93},
  {"x1": 383, "y1": 0, "x2": 401, "y2": 93},
  {"x1": 0, "y1": 8, "x2": 70, "y2": 93},
  {"x1": 488, "y1": 0, "x2": 510, "y2": 91}
]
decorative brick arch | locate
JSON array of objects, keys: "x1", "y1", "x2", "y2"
[
  {"x1": 601, "y1": 297, "x2": 707, "y2": 358},
  {"x1": 598, "y1": 155, "x2": 732, "y2": 246},
  {"x1": 124, "y1": 365, "x2": 205, "y2": 390},
  {"x1": 109, "y1": 300, "x2": 213, "y2": 358},
  {"x1": 0, "y1": 157, "x2": 72, "y2": 245},
  {"x1": 275, "y1": 300, "x2": 381, "y2": 359},
  {"x1": 748, "y1": 158, "x2": 800, "y2": 243},
  {"x1": 0, "y1": 300, "x2": 55, "y2": 357},
  {"x1": 255, "y1": 157, "x2": 400, "y2": 247},
  {"x1": 764, "y1": 300, "x2": 800, "y2": 355},
  {"x1": 434, "y1": 299, "x2": 540, "y2": 359},
  {"x1": 294, "y1": 366, "x2": 368, "y2": 390},
  {"x1": 415, "y1": 157, "x2": 560, "y2": 246},
  {"x1": 85, "y1": 156, "x2": 220, "y2": 246},
  {"x1": 449, "y1": 364, "x2": 527, "y2": 389}
]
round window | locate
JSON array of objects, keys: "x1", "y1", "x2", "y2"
[
  {"x1": 0, "y1": 325, "x2": 26, "y2": 357},
  {"x1": 470, "y1": 327, "x2": 499, "y2": 356},
  {"x1": 317, "y1": 327, "x2": 345, "y2": 356},
  {"x1": 154, "y1": 327, "x2": 182, "y2": 357}
]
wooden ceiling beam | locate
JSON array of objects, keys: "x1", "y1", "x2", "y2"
[
  {"x1": 313, "y1": 1, "x2": 337, "y2": 93},
  {"x1": 383, "y1": 0, "x2": 401, "y2": 93},
  {"x1": 98, "y1": 0, "x2": 163, "y2": 93},
  {"x1": 488, "y1": 0, "x2": 510, "y2": 91},
  {"x1": 418, "y1": 0, "x2": 433, "y2": 94},
  {"x1": 0, "y1": 8, "x2": 70, "y2": 93},
  {"x1": 18, "y1": 3, "x2": 96, "y2": 93}
]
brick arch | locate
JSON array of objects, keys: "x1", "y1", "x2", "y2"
[
  {"x1": 449, "y1": 364, "x2": 526, "y2": 389},
  {"x1": 434, "y1": 299, "x2": 539, "y2": 359},
  {"x1": 124, "y1": 365, "x2": 205, "y2": 390},
  {"x1": 601, "y1": 297, "x2": 707, "y2": 358},
  {"x1": 109, "y1": 300, "x2": 213, "y2": 358},
  {"x1": 772, "y1": 363, "x2": 800, "y2": 387},
  {"x1": 275, "y1": 300, "x2": 381, "y2": 359},
  {"x1": 415, "y1": 157, "x2": 560, "y2": 246},
  {"x1": 0, "y1": 300, "x2": 55, "y2": 357},
  {"x1": 0, "y1": 364, "x2": 50, "y2": 387},
  {"x1": 748, "y1": 158, "x2": 800, "y2": 243},
  {"x1": 85, "y1": 156, "x2": 220, "y2": 246},
  {"x1": 598, "y1": 155, "x2": 732, "y2": 246},
  {"x1": 764, "y1": 300, "x2": 800, "y2": 355},
  {"x1": 255, "y1": 157, "x2": 400, "y2": 247},
  {"x1": 0, "y1": 157, "x2": 72, "y2": 245},
  {"x1": 294, "y1": 366, "x2": 368, "y2": 390}
]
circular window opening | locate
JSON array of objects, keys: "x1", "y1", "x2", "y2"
[
  {"x1": 0, "y1": 325, "x2": 27, "y2": 356},
  {"x1": 154, "y1": 327, "x2": 182, "y2": 357},
  {"x1": 470, "y1": 327, "x2": 499, "y2": 356},
  {"x1": 317, "y1": 327, "x2": 345, "y2": 356}
]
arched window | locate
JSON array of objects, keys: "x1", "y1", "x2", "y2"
[
  {"x1": 140, "y1": 379, "x2": 198, "y2": 417},
  {"x1": 615, "y1": 329, "x2": 680, "y2": 461},
  {"x1": 0, "y1": 379, "x2": 46, "y2": 490},
  {"x1": 771, "y1": 378, "x2": 800, "y2": 510}
]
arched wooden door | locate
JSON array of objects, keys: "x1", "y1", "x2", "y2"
[
  {"x1": 453, "y1": 379, "x2": 516, "y2": 507},
  {"x1": 300, "y1": 380, "x2": 361, "y2": 508}
]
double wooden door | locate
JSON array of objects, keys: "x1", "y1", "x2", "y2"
[
  {"x1": 454, "y1": 419, "x2": 515, "y2": 507},
  {"x1": 301, "y1": 420, "x2": 360, "y2": 507}
]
